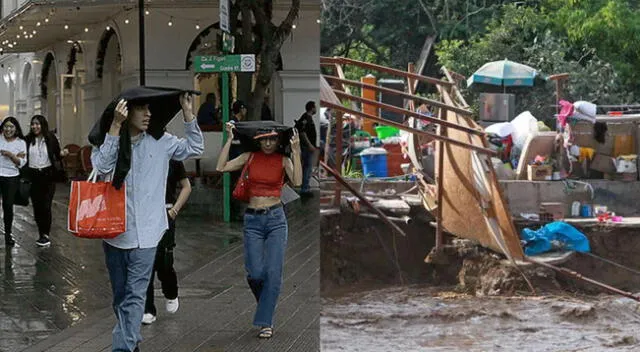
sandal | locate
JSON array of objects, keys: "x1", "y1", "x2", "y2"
[{"x1": 258, "y1": 327, "x2": 273, "y2": 339}]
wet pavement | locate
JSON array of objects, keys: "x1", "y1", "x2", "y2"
[
  {"x1": 1, "y1": 183, "x2": 319, "y2": 352},
  {"x1": 321, "y1": 286, "x2": 640, "y2": 352}
]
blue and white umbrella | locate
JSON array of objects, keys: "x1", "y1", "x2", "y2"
[{"x1": 467, "y1": 59, "x2": 542, "y2": 88}]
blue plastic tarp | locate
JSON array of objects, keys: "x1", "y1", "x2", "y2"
[{"x1": 520, "y1": 221, "x2": 590, "y2": 256}]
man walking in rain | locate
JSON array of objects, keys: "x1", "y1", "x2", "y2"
[{"x1": 90, "y1": 88, "x2": 204, "y2": 352}]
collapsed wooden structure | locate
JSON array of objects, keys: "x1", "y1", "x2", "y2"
[
  {"x1": 320, "y1": 56, "x2": 525, "y2": 262},
  {"x1": 319, "y1": 56, "x2": 640, "y2": 301}
]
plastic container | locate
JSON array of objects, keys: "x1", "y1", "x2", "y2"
[
  {"x1": 359, "y1": 147, "x2": 388, "y2": 177},
  {"x1": 383, "y1": 143, "x2": 404, "y2": 176},
  {"x1": 580, "y1": 204, "x2": 592, "y2": 218},
  {"x1": 593, "y1": 205, "x2": 608, "y2": 216},
  {"x1": 375, "y1": 126, "x2": 400, "y2": 140},
  {"x1": 351, "y1": 130, "x2": 372, "y2": 149},
  {"x1": 571, "y1": 201, "x2": 581, "y2": 217}
]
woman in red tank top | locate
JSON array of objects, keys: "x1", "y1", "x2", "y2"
[{"x1": 216, "y1": 121, "x2": 302, "y2": 339}]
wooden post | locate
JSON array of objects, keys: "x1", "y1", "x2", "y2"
[
  {"x1": 548, "y1": 73, "x2": 570, "y2": 122},
  {"x1": 435, "y1": 107, "x2": 446, "y2": 250},
  {"x1": 334, "y1": 110, "x2": 344, "y2": 206},
  {"x1": 407, "y1": 63, "x2": 416, "y2": 111}
]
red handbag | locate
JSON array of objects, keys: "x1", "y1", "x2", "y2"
[{"x1": 232, "y1": 153, "x2": 254, "y2": 202}]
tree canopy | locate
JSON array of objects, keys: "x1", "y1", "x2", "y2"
[{"x1": 321, "y1": 0, "x2": 640, "y2": 118}]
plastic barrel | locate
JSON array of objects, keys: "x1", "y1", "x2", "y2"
[{"x1": 360, "y1": 148, "x2": 388, "y2": 177}]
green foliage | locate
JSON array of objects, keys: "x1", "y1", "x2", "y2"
[
  {"x1": 436, "y1": 4, "x2": 635, "y2": 119},
  {"x1": 322, "y1": 0, "x2": 640, "y2": 119},
  {"x1": 542, "y1": 0, "x2": 640, "y2": 94},
  {"x1": 342, "y1": 158, "x2": 363, "y2": 179},
  {"x1": 321, "y1": 0, "x2": 521, "y2": 70}
]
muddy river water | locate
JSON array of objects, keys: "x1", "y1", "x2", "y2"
[{"x1": 321, "y1": 286, "x2": 640, "y2": 352}]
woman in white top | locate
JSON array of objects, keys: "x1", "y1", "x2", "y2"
[
  {"x1": 25, "y1": 115, "x2": 66, "y2": 247},
  {"x1": 0, "y1": 116, "x2": 27, "y2": 247}
]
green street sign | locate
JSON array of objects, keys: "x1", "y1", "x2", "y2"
[{"x1": 194, "y1": 54, "x2": 256, "y2": 73}]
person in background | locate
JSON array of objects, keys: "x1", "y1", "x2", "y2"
[
  {"x1": 142, "y1": 159, "x2": 191, "y2": 325},
  {"x1": 0, "y1": 117, "x2": 27, "y2": 247},
  {"x1": 230, "y1": 100, "x2": 247, "y2": 125},
  {"x1": 196, "y1": 93, "x2": 218, "y2": 127},
  {"x1": 261, "y1": 95, "x2": 273, "y2": 121},
  {"x1": 25, "y1": 115, "x2": 67, "y2": 247},
  {"x1": 294, "y1": 101, "x2": 317, "y2": 197},
  {"x1": 216, "y1": 122, "x2": 302, "y2": 339}
]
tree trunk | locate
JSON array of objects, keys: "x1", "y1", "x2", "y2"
[
  {"x1": 237, "y1": 4, "x2": 255, "y2": 117},
  {"x1": 232, "y1": 0, "x2": 301, "y2": 121}
]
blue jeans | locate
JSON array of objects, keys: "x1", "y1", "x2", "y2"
[
  {"x1": 103, "y1": 242, "x2": 156, "y2": 352},
  {"x1": 301, "y1": 149, "x2": 314, "y2": 193},
  {"x1": 243, "y1": 206, "x2": 288, "y2": 327}
]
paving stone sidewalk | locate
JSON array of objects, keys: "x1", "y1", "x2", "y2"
[{"x1": 0, "y1": 184, "x2": 319, "y2": 352}]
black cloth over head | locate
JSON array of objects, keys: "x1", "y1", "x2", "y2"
[
  {"x1": 88, "y1": 86, "x2": 200, "y2": 189},
  {"x1": 233, "y1": 121, "x2": 293, "y2": 156}
]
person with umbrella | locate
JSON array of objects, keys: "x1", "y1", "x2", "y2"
[
  {"x1": 216, "y1": 120, "x2": 302, "y2": 339},
  {"x1": 89, "y1": 87, "x2": 204, "y2": 352}
]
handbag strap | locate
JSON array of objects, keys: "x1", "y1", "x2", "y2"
[
  {"x1": 240, "y1": 153, "x2": 254, "y2": 179},
  {"x1": 87, "y1": 169, "x2": 115, "y2": 183}
]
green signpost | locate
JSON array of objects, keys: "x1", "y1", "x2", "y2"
[{"x1": 194, "y1": 37, "x2": 255, "y2": 223}]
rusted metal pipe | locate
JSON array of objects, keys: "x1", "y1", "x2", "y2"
[
  {"x1": 525, "y1": 257, "x2": 640, "y2": 302},
  {"x1": 359, "y1": 213, "x2": 413, "y2": 225},
  {"x1": 321, "y1": 100, "x2": 496, "y2": 156},
  {"x1": 332, "y1": 89, "x2": 483, "y2": 136},
  {"x1": 320, "y1": 161, "x2": 407, "y2": 237},
  {"x1": 320, "y1": 56, "x2": 454, "y2": 88},
  {"x1": 324, "y1": 75, "x2": 474, "y2": 118}
]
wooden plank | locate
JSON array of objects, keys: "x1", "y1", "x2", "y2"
[
  {"x1": 435, "y1": 107, "x2": 446, "y2": 250},
  {"x1": 320, "y1": 101, "x2": 496, "y2": 156},
  {"x1": 332, "y1": 89, "x2": 482, "y2": 136},
  {"x1": 413, "y1": 36, "x2": 436, "y2": 90},
  {"x1": 320, "y1": 56, "x2": 453, "y2": 88},
  {"x1": 435, "y1": 89, "x2": 525, "y2": 259},
  {"x1": 442, "y1": 66, "x2": 469, "y2": 108},
  {"x1": 324, "y1": 75, "x2": 475, "y2": 118},
  {"x1": 374, "y1": 199, "x2": 411, "y2": 215}
]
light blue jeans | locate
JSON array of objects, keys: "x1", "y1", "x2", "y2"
[
  {"x1": 103, "y1": 242, "x2": 156, "y2": 352},
  {"x1": 243, "y1": 206, "x2": 288, "y2": 327}
]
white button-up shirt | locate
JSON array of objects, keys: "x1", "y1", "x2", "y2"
[
  {"x1": 0, "y1": 135, "x2": 27, "y2": 177},
  {"x1": 91, "y1": 119, "x2": 204, "y2": 249},
  {"x1": 28, "y1": 136, "x2": 52, "y2": 169}
]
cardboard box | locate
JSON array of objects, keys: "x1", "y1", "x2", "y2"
[
  {"x1": 540, "y1": 202, "x2": 566, "y2": 221},
  {"x1": 569, "y1": 160, "x2": 590, "y2": 179},
  {"x1": 590, "y1": 154, "x2": 616, "y2": 174},
  {"x1": 528, "y1": 164, "x2": 552, "y2": 181}
]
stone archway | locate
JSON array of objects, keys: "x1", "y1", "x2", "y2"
[
  {"x1": 40, "y1": 52, "x2": 58, "y2": 133},
  {"x1": 60, "y1": 41, "x2": 86, "y2": 145},
  {"x1": 19, "y1": 62, "x2": 33, "y2": 126},
  {"x1": 21, "y1": 62, "x2": 31, "y2": 99},
  {"x1": 96, "y1": 27, "x2": 122, "y2": 108}
]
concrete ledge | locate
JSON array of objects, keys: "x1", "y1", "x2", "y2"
[{"x1": 500, "y1": 180, "x2": 640, "y2": 217}]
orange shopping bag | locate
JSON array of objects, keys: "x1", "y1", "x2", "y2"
[{"x1": 68, "y1": 170, "x2": 127, "y2": 238}]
